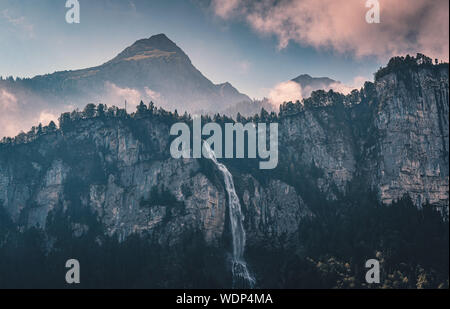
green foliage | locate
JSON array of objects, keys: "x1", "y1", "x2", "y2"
[
  {"x1": 83, "y1": 104, "x2": 97, "y2": 118},
  {"x1": 246, "y1": 196, "x2": 449, "y2": 289},
  {"x1": 374, "y1": 53, "x2": 447, "y2": 87},
  {"x1": 0, "y1": 219, "x2": 228, "y2": 288}
]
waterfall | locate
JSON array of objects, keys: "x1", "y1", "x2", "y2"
[{"x1": 202, "y1": 141, "x2": 255, "y2": 288}]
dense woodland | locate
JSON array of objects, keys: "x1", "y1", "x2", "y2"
[{"x1": 0, "y1": 194, "x2": 447, "y2": 288}]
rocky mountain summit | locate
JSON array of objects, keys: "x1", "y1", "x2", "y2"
[{"x1": 0, "y1": 34, "x2": 251, "y2": 138}]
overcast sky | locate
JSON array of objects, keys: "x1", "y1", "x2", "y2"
[{"x1": 0, "y1": 0, "x2": 448, "y2": 98}]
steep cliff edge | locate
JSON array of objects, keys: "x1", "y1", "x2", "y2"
[
  {"x1": 0, "y1": 109, "x2": 309, "y2": 247},
  {"x1": 276, "y1": 54, "x2": 448, "y2": 210}
]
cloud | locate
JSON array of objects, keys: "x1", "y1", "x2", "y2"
[
  {"x1": 104, "y1": 82, "x2": 163, "y2": 111},
  {"x1": 0, "y1": 82, "x2": 165, "y2": 138},
  {"x1": 0, "y1": 9, "x2": 34, "y2": 38},
  {"x1": 0, "y1": 88, "x2": 56, "y2": 137},
  {"x1": 144, "y1": 87, "x2": 161, "y2": 101},
  {"x1": 329, "y1": 77, "x2": 367, "y2": 95},
  {"x1": 0, "y1": 88, "x2": 69, "y2": 138},
  {"x1": 212, "y1": 0, "x2": 241, "y2": 18},
  {"x1": 211, "y1": 0, "x2": 449, "y2": 61},
  {"x1": 268, "y1": 81, "x2": 303, "y2": 107},
  {"x1": 0, "y1": 89, "x2": 20, "y2": 137},
  {"x1": 0, "y1": 89, "x2": 18, "y2": 112},
  {"x1": 0, "y1": 118, "x2": 23, "y2": 139},
  {"x1": 104, "y1": 82, "x2": 142, "y2": 110},
  {"x1": 266, "y1": 75, "x2": 369, "y2": 108},
  {"x1": 0, "y1": 81, "x2": 159, "y2": 138},
  {"x1": 37, "y1": 111, "x2": 58, "y2": 126}
]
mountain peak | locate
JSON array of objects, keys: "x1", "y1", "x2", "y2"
[
  {"x1": 133, "y1": 33, "x2": 180, "y2": 52},
  {"x1": 18, "y1": 34, "x2": 250, "y2": 115},
  {"x1": 217, "y1": 82, "x2": 233, "y2": 88},
  {"x1": 292, "y1": 74, "x2": 335, "y2": 84},
  {"x1": 149, "y1": 33, "x2": 170, "y2": 40},
  {"x1": 109, "y1": 33, "x2": 188, "y2": 63},
  {"x1": 294, "y1": 74, "x2": 312, "y2": 80},
  {"x1": 290, "y1": 74, "x2": 338, "y2": 98}
]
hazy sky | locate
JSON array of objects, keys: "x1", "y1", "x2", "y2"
[{"x1": 0, "y1": 0, "x2": 448, "y2": 98}]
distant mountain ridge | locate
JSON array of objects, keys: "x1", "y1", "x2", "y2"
[
  {"x1": 0, "y1": 34, "x2": 251, "y2": 137},
  {"x1": 292, "y1": 74, "x2": 336, "y2": 89},
  {"x1": 32, "y1": 34, "x2": 251, "y2": 110},
  {"x1": 291, "y1": 74, "x2": 338, "y2": 98}
]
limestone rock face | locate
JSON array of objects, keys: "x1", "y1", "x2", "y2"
[
  {"x1": 279, "y1": 104, "x2": 356, "y2": 200},
  {"x1": 240, "y1": 175, "x2": 311, "y2": 245},
  {"x1": 278, "y1": 61, "x2": 448, "y2": 210},
  {"x1": 0, "y1": 115, "x2": 306, "y2": 246},
  {"x1": 369, "y1": 67, "x2": 449, "y2": 207},
  {"x1": 0, "y1": 56, "x2": 448, "y2": 247}
]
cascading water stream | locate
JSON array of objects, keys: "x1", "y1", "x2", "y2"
[{"x1": 203, "y1": 141, "x2": 255, "y2": 288}]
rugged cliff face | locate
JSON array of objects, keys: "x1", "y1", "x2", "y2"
[
  {"x1": 0, "y1": 113, "x2": 310, "y2": 247},
  {"x1": 0, "y1": 55, "x2": 448, "y2": 250},
  {"x1": 277, "y1": 55, "x2": 449, "y2": 211},
  {"x1": 369, "y1": 65, "x2": 448, "y2": 207}
]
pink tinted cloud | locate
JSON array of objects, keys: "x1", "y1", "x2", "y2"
[
  {"x1": 212, "y1": 0, "x2": 241, "y2": 18},
  {"x1": 0, "y1": 88, "x2": 60, "y2": 138},
  {"x1": 212, "y1": 0, "x2": 449, "y2": 61},
  {"x1": 268, "y1": 81, "x2": 303, "y2": 107}
]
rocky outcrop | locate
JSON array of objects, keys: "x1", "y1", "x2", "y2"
[
  {"x1": 278, "y1": 55, "x2": 449, "y2": 209},
  {"x1": 240, "y1": 175, "x2": 311, "y2": 244},
  {"x1": 279, "y1": 98, "x2": 357, "y2": 200},
  {"x1": 369, "y1": 65, "x2": 449, "y2": 207}
]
